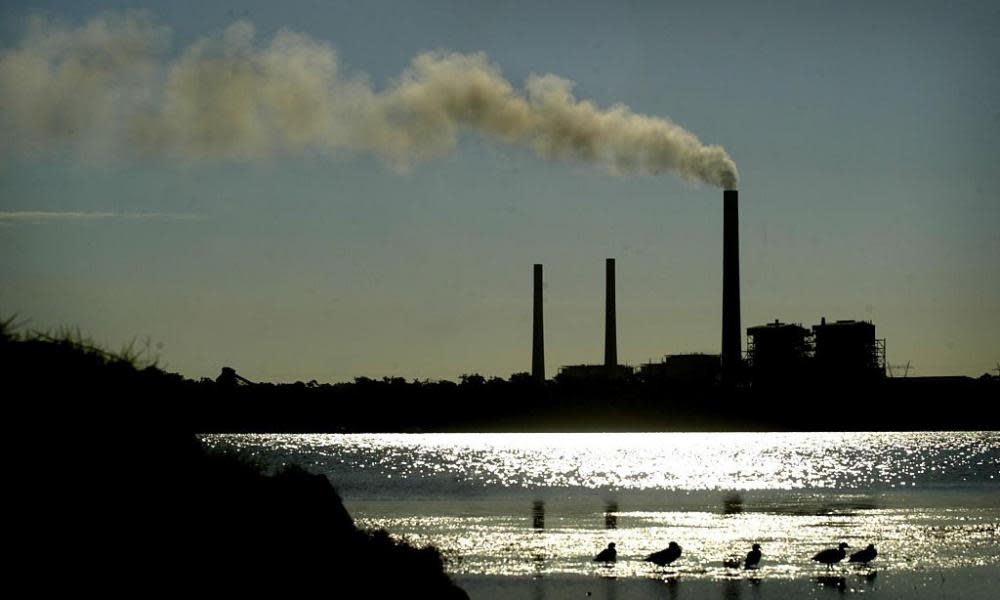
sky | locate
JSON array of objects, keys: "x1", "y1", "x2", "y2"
[{"x1": 1, "y1": 0, "x2": 998, "y2": 381}]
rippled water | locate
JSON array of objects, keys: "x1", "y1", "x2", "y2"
[{"x1": 200, "y1": 432, "x2": 1000, "y2": 581}]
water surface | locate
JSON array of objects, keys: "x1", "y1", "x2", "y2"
[{"x1": 201, "y1": 432, "x2": 999, "y2": 581}]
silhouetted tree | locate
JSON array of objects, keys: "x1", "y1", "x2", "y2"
[{"x1": 459, "y1": 373, "x2": 485, "y2": 386}]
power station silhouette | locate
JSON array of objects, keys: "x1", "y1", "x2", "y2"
[
  {"x1": 531, "y1": 190, "x2": 885, "y2": 385},
  {"x1": 119, "y1": 186, "x2": 988, "y2": 433}
]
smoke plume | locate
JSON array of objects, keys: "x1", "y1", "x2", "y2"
[{"x1": 0, "y1": 12, "x2": 739, "y2": 189}]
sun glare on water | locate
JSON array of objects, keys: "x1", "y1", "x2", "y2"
[{"x1": 203, "y1": 432, "x2": 1000, "y2": 580}]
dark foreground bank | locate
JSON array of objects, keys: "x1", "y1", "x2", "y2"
[{"x1": 5, "y1": 328, "x2": 467, "y2": 598}]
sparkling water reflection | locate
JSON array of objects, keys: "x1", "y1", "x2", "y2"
[{"x1": 201, "y1": 432, "x2": 1000, "y2": 580}]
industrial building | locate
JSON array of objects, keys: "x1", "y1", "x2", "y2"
[
  {"x1": 557, "y1": 363, "x2": 634, "y2": 382},
  {"x1": 639, "y1": 354, "x2": 721, "y2": 384},
  {"x1": 746, "y1": 317, "x2": 885, "y2": 381},
  {"x1": 813, "y1": 318, "x2": 885, "y2": 378},
  {"x1": 745, "y1": 321, "x2": 812, "y2": 379}
]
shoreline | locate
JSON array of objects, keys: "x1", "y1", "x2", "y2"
[
  {"x1": 455, "y1": 566, "x2": 1000, "y2": 599},
  {"x1": 6, "y1": 326, "x2": 996, "y2": 433}
]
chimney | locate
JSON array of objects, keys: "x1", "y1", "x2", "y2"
[
  {"x1": 532, "y1": 264, "x2": 545, "y2": 381},
  {"x1": 604, "y1": 258, "x2": 617, "y2": 368},
  {"x1": 722, "y1": 189, "x2": 741, "y2": 372}
]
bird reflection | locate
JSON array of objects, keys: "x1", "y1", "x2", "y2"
[
  {"x1": 814, "y1": 575, "x2": 847, "y2": 593},
  {"x1": 603, "y1": 573, "x2": 618, "y2": 600},
  {"x1": 722, "y1": 577, "x2": 741, "y2": 599},
  {"x1": 664, "y1": 574, "x2": 681, "y2": 600},
  {"x1": 531, "y1": 552, "x2": 545, "y2": 576},
  {"x1": 604, "y1": 501, "x2": 618, "y2": 529},
  {"x1": 530, "y1": 500, "x2": 546, "y2": 581},
  {"x1": 723, "y1": 493, "x2": 744, "y2": 515},
  {"x1": 532, "y1": 572, "x2": 545, "y2": 600},
  {"x1": 532, "y1": 500, "x2": 545, "y2": 530}
]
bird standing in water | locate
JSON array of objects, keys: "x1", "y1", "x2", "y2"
[
  {"x1": 594, "y1": 543, "x2": 616, "y2": 563},
  {"x1": 849, "y1": 544, "x2": 878, "y2": 566},
  {"x1": 812, "y1": 542, "x2": 850, "y2": 568},
  {"x1": 646, "y1": 541, "x2": 683, "y2": 567},
  {"x1": 724, "y1": 543, "x2": 762, "y2": 569}
]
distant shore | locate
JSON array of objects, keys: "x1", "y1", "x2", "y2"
[
  {"x1": 196, "y1": 373, "x2": 999, "y2": 433},
  {"x1": 3, "y1": 325, "x2": 997, "y2": 433}
]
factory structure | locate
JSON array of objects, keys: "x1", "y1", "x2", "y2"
[
  {"x1": 553, "y1": 258, "x2": 635, "y2": 382},
  {"x1": 531, "y1": 189, "x2": 887, "y2": 386},
  {"x1": 746, "y1": 318, "x2": 885, "y2": 382}
]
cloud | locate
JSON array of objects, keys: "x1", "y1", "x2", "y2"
[{"x1": 0, "y1": 211, "x2": 202, "y2": 222}]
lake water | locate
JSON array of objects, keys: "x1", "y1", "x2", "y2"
[{"x1": 200, "y1": 432, "x2": 999, "y2": 590}]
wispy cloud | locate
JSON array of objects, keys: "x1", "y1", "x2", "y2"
[{"x1": 0, "y1": 211, "x2": 202, "y2": 222}]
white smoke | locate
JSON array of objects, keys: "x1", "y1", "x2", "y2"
[{"x1": 0, "y1": 12, "x2": 739, "y2": 189}]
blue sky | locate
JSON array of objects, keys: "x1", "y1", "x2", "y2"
[{"x1": 1, "y1": 0, "x2": 998, "y2": 380}]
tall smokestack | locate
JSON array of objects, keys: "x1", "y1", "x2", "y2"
[
  {"x1": 604, "y1": 258, "x2": 617, "y2": 368},
  {"x1": 722, "y1": 190, "x2": 741, "y2": 373},
  {"x1": 532, "y1": 264, "x2": 545, "y2": 381}
]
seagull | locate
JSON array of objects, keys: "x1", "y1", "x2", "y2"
[
  {"x1": 594, "y1": 543, "x2": 617, "y2": 563},
  {"x1": 849, "y1": 544, "x2": 878, "y2": 566},
  {"x1": 646, "y1": 541, "x2": 683, "y2": 567},
  {"x1": 812, "y1": 542, "x2": 850, "y2": 568},
  {"x1": 724, "y1": 543, "x2": 762, "y2": 569}
]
